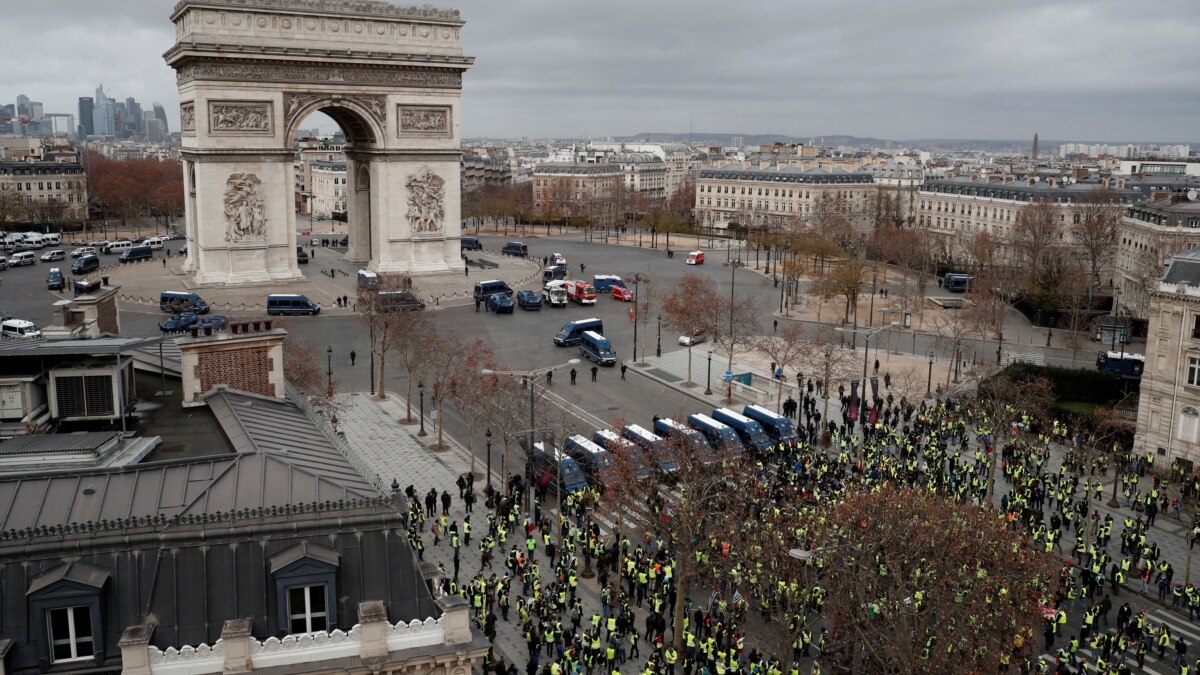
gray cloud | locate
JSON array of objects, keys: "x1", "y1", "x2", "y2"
[{"x1": 3, "y1": 0, "x2": 1196, "y2": 141}]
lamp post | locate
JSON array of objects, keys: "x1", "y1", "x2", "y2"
[
  {"x1": 417, "y1": 381, "x2": 427, "y2": 436},
  {"x1": 705, "y1": 350, "x2": 714, "y2": 396},
  {"x1": 485, "y1": 428, "x2": 493, "y2": 493},
  {"x1": 927, "y1": 350, "x2": 935, "y2": 396},
  {"x1": 326, "y1": 346, "x2": 333, "y2": 397},
  {"x1": 656, "y1": 314, "x2": 662, "y2": 358},
  {"x1": 726, "y1": 254, "x2": 739, "y2": 403},
  {"x1": 481, "y1": 358, "x2": 581, "y2": 511}
]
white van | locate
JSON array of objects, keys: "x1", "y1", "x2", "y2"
[
  {"x1": 44, "y1": 233, "x2": 61, "y2": 245},
  {"x1": 22, "y1": 235, "x2": 45, "y2": 249},
  {"x1": 9, "y1": 251, "x2": 36, "y2": 266},
  {"x1": 104, "y1": 241, "x2": 133, "y2": 254},
  {"x1": 1, "y1": 319, "x2": 41, "y2": 339},
  {"x1": 144, "y1": 237, "x2": 165, "y2": 250}
]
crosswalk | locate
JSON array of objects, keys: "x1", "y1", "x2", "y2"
[{"x1": 1039, "y1": 608, "x2": 1200, "y2": 673}]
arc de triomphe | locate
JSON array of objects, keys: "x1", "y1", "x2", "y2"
[{"x1": 164, "y1": 0, "x2": 473, "y2": 286}]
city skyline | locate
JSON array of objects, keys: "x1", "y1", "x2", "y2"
[{"x1": 2, "y1": 0, "x2": 1197, "y2": 142}]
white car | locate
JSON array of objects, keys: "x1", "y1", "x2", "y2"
[
  {"x1": 551, "y1": 252, "x2": 567, "y2": 266},
  {"x1": 71, "y1": 246, "x2": 97, "y2": 258},
  {"x1": 40, "y1": 249, "x2": 66, "y2": 262},
  {"x1": 1, "y1": 319, "x2": 42, "y2": 339},
  {"x1": 678, "y1": 330, "x2": 707, "y2": 346}
]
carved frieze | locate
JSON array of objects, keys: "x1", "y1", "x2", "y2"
[
  {"x1": 406, "y1": 170, "x2": 445, "y2": 233},
  {"x1": 283, "y1": 93, "x2": 386, "y2": 127},
  {"x1": 180, "y1": 103, "x2": 196, "y2": 134},
  {"x1": 223, "y1": 173, "x2": 268, "y2": 242},
  {"x1": 177, "y1": 62, "x2": 462, "y2": 89},
  {"x1": 397, "y1": 106, "x2": 450, "y2": 137},
  {"x1": 208, "y1": 101, "x2": 273, "y2": 135}
]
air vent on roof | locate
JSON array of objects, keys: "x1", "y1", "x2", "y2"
[{"x1": 83, "y1": 484, "x2": 95, "y2": 495}]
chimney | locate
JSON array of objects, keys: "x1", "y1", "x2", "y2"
[
  {"x1": 1101, "y1": 175, "x2": 1110, "y2": 189},
  {"x1": 1074, "y1": 166, "x2": 1088, "y2": 180},
  {"x1": 177, "y1": 325, "x2": 289, "y2": 407},
  {"x1": 1026, "y1": 176, "x2": 1036, "y2": 186},
  {"x1": 1048, "y1": 176, "x2": 1057, "y2": 188}
]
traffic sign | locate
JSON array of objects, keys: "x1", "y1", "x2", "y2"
[{"x1": 723, "y1": 370, "x2": 733, "y2": 382}]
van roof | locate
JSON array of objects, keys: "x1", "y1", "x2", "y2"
[
  {"x1": 267, "y1": 293, "x2": 308, "y2": 299},
  {"x1": 358, "y1": 269, "x2": 378, "y2": 278},
  {"x1": 657, "y1": 418, "x2": 688, "y2": 431},
  {"x1": 571, "y1": 318, "x2": 600, "y2": 325},
  {"x1": 625, "y1": 424, "x2": 660, "y2": 441},
  {"x1": 567, "y1": 435, "x2": 606, "y2": 454},
  {"x1": 582, "y1": 330, "x2": 606, "y2": 341},
  {"x1": 477, "y1": 279, "x2": 503, "y2": 285},
  {"x1": 2, "y1": 319, "x2": 36, "y2": 328},
  {"x1": 689, "y1": 250, "x2": 702, "y2": 255},
  {"x1": 690, "y1": 413, "x2": 729, "y2": 428},
  {"x1": 713, "y1": 407, "x2": 753, "y2": 424},
  {"x1": 593, "y1": 274, "x2": 620, "y2": 280},
  {"x1": 544, "y1": 280, "x2": 566, "y2": 288},
  {"x1": 745, "y1": 404, "x2": 786, "y2": 421}
]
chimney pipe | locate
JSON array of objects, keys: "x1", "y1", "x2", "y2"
[
  {"x1": 204, "y1": 325, "x2": 213, "y2": 336},
  {"x1": 252, "y1": 321, "x2": 261, "y2": 332},
  {"x1": 264, "y1": 320, "x2": 272, "y2": 331},
  {"x1": 101, "y1": 276, "x2": 109, "y2": 286},
  {"x1": 231, "y1": 323, "x2": 240, "y2": 334},
  {"x1": 189, "y1": 326, "x2": 198, "y2": 337}
]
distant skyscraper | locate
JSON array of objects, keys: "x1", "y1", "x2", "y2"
[
  {"x1": 30, "y1": 101, "x2": 43, "y2": 121},
  {"x1": 731, "y1": 135, "x2": 744, "y2": 147},
  {"x1": 125, "y1": 97, "x2": 143, "y2": 136},
  {"x1": 15, "y1": 94, "x2": 30, "y2": 118},
  {"x1": 152, "y1": 102, "x2": 169, "y2": 133},
  {"x1": 78, "y1": 97, "x2": 94, "y2": 138},
  {"x1": 93, "y1": 85, "x2": 116, "y2": 136},
  {"x1": 145, "y1": 118, "x2": 166, "y2": 143},
  {"x1": 1032, "y1": 133, "x2": 1039, "y2": 160}
]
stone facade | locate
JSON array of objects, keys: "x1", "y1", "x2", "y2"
[
  {"x1": 0, "y1": 161, "x2": 88, "y2": 225},
  {"x1": 1135, "y1": 250, "x2": 1200, "y2": 471},
  {"x1": 165, "y1": 0, "x2": 474, "y2": 284},
  {"x1": 1116, "y1": 196, "x2": 1200, "y2": 321},
  {"x1": 693, "y1": 165, "x2": 876, "y2": 232},
  {"x1": 532, "y1": 163, "x2": 620, "y2": 226}
]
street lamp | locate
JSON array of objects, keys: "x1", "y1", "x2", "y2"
[
  {"x1": 481, "y1": 358, "x2": 581, "y2": 509},
  {"x1": 705, "y1": 350, "x2": 714, "y2": 396},
  {"x1": 417, "y1": 381, "x2": 427, "y2": 436},
  {"x1": 485, "y1": 428, "x2": 493, "y2": 493},
  {"x1": 326, "y1": 346, "x2": 333, "y2": 397},
  {"x1": 656, "y1": 314, "x2": 662, "y2": 358},
  {"x1": 927, "y1": 350, "x2": 935, "y2": 396},
  {"x1": 726, "y1": 254, "x2": 740, "y2": 403}
]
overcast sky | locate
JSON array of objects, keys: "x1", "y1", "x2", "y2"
[{"x1": 4, "y1": 0, "x2": 1197, "y2": 142}]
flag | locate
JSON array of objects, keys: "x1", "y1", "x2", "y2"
[{"x1": 732, "y1": 589, "x2": 743, "y2": 605}]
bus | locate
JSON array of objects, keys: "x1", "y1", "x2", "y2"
[
  {"x1": 1096, "y1": 351, "x2": 1144, "y2": 380},
  {"x1": 942, "y1": 273, "x2": 974, "y2": 293}
]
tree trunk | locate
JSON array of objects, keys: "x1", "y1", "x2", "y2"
[
  {"x1": 404, "y1": 376, "x2": 414, "y2": 423},
  {"x1": 686, "y1": 346, "x2": 694, "y2": 386},
  {"x1": 437, "y1": 400, "x2": 445, "y2": 448},
  {"x1": 672, "y1": 559, "x2": 689, "y2": 650},
  {"x1": 374, "y1": 349, "x2": 386, "y2": 400}
]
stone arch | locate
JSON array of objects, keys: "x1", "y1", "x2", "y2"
[
  {"x1": 283, "y1": 96, "x2": 385, "y2": 149},
  {"x1": 165, "y1": 0, "x2": 473, "y2": 286}
]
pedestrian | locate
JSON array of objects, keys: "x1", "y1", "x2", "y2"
[
  {"x1": 773, "y1": 319, "x2": 778, "y2": 333},
  {"x1": 465, "y1": 265, "x2": 469, "y2": 277},
  {"x1": 162, "y1": 258, "x2": 166, "y2": 268},
  {"x1": 620, "y1": 364, "x2": 627, "y2": 380},
  {"x1": 874, "y1": 359, "x2": 880, "y2": 375},
  {"x1": 475, "y1": 297, "x2": 481, "y2": 312},
  {"x1": 350, "y1": 350, "x2": 356, "y2": 366},
  {"x1": 546, "y1": 370, "x2": 553, "y2": 386},
  {"x1": 591, "y1": 365, "x2": 598, "y2": 382},
  {"x1": 342, "y1": 294, "x2": 348, "y2": 306},
  {"x1": 570, "y1": 368, "x2": 577, "y2": 385}
]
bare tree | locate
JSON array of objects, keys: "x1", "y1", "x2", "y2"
[
  {"x1": 448, "y1": 340, "x2": 498, "y2": 483},
  {"x1": 927, "y1": 309, "x2": 973, "y2": 387},
  {"x1": 390, "y1": 310, "x2": 434, "y2": 423},
  {"x1": 660, "y1": 273, "x2": 723, "y2": 386},
  {"x1": 420, "y1": 332, "x2": 466, "y2": 450},
  {"x1": 831, "y1": 258, "x2": 867, "y2": 323},
  {"x1": 712, "y1": 286, "x2": 761, "y2": 402},
  {"x1": 784, "y1": 486, "x2": 1058, "y2": 673},
  {"x1": 1011, "y1": 198, "x2": 1062, "y2": 296},
  {"x1": 801, "y1": 334, "x2": 860, "y2": 431},
  {"x1": 1072, "y1": 188, "x2": 1125, "y2": 287},
  {"x1": 357, "y1": 273, "x2": 415, "y2": 400},
  {"x1": 974, "y1": 373, "x2": 1055, "y2": 504},
  {"x1": 752, "y1": 323, "x2": 807, "y2": 413},
  {"x1": 283, "y1": 334, "x2": 337, "y2": 412}
]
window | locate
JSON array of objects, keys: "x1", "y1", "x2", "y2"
[
  {"x1": 1193, "y1": 316, "x2": 1200, "y2": 340},
  {"x1": 48, "y1": 606, "x2": 95, "y2": 663},
  {"x1": 1188, "y1": 357, "x2": 1200, "y2": 386},
  {"x1": 1181, "y1": 407, "x2": 1200, "y2": 444},
  {"x1": 287, "y1": 584, "x2": 329, "y2": 633}
]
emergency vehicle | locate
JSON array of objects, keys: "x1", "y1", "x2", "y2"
[{"x1": 564, "y1": 280, "x2": 597, "y2": 305}]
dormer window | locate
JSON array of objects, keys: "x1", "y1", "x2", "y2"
[
  {"x1": 270, "y1": 542, "x2": 340, "y2": 635},
  {"x1": 27, "y1": 561, "x2": 110, "y2": 668}
]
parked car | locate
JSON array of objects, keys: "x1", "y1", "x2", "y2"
[
  {"x1": 297, "y1": 246, "x2": 309, "y2": 264},
  {"x1": 69, "y1": 239, "x2": 87, "y2": 246},
  {"x1": 611, "y1": 285, "x2": 634, "y2": 302},
  {"x1": 501, "y1": 241, "x2": 528, "y2": 257},
  {"x1": 551, "y1": 252, "x2": 567, "y2": 266},
  {"x1": 679, "y1": 330, "x2": 707, "y2": 346},
  {"x1": 71, "y1": 246, "x2": 97, "y2": 258},
  {"x1": 516, "y1": 290, "x2": 543, "y2": 310},
  {"x1": 40, "y1": 249, "x2": 66, "y2": 262},
  {"x1": 460, "y1": 236, "x2": 483, "y2": 251},
  {"x1": 487, "y1": 294, "x2": 515, "y2": 314},
  {"x1": 159, "y1": 313, "x2": 201, "y2": 333}
]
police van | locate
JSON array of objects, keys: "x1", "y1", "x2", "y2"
[
  {"x1": 579, "y1": 330, "x2": 616, "y2": 365},
  {"x1": 554, "y1": 318, "x2": 602, "y2": 346}
]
